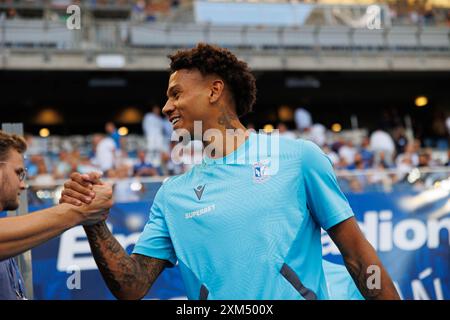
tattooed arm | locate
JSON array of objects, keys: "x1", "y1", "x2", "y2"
[
  {"x1": 327, "y1": 217, "x2": 400, "y2": 300},
  {"x1": 60, "y1": 172, "x2": 169, "y2": 299},
  {"x1": 83, "y1": 221, "x2": 169, "y2": 300}
]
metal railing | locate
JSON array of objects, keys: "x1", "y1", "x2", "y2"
[
  {"x1": 24, "y1": 167, "x2": 450, "y2": 206},
  {"x1": 1, "y1": 18, "x2": 449, "y2": 51}
]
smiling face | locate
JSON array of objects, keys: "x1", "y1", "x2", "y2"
[
  {"x1": 0, "y1": 149, "x2": 26, "y2": 211},
  {"x1": 162, "y1": 69, "x2": 217, "y2": 136}
]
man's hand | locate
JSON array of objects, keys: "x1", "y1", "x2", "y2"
[
  {"x1": 60, "y1": 172, "x2": 113, "y2": 225},
  {"x1": 76, "y1": 183, "x2": 113, "y2": 225},
  {"x1": 60, "y1": 172, "x2": 102, "y2": 206},
  {"x1": 59, "y1": 173, "x2": 164, "y2": 299}
]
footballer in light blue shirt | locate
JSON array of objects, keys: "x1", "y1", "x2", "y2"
[
  {"x1": 67, "y1": 44, "x2": 399, "y2": 300},
  {"x1": 134, "y1": 133, "x2": 359, "y2": 299}
]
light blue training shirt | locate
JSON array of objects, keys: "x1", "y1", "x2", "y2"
[{"x1": 133, "y1": 132, "x2": 357, "y2": 299}]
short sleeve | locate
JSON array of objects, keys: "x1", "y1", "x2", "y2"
[
  {"x1": 132, "y1": 185, "x2": 177, "y2": 266},
  {"x1": 301, "y1": 140, "x2": 354, "y2": 230}
]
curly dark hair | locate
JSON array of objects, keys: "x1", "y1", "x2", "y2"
[{"x1": 168, "y1": 43, "x2": 257, "y2": 117}]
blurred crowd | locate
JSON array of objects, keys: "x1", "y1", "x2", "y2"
[
  {"x1": 22, "y1": 105, "x2": 450, "y2": 197},
  {"x1": 0, "y1": 0, "x2": 191, "y2": 22},
  {"x1": 287, "y1": 107, "x2": 450, "y2": 193},
  {"x1": 1, "y1": 0, "x2": 449, "y2": 27}
]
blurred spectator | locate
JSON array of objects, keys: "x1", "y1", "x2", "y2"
[
  {"x1": 358, "y1": 136, "x2": 374, "y2": 168},
  {"x1": 132, "y1": 0, "x2": 147, "y2": 21},
  {"x1": 25, "y1": 154, "x2": 40, "y2": 180},
  {"x1": 92, "y1": 134, "x2": 116, "y2": 174},
  {"x1": 396, "y1": 142, "x2": 419, "y2": 168},
  {"x1": 392, "y1": 126, "x2": 408, "y2": 155},
  {"x1": 115, "y1": 136, "x2": 134, "y2": 170},
  {"x1": 309, "y1": 123, "x2": 327, "y2": 147},
  {"x1": 331, "y1": 137, "x2": 345, "y2": 154},
  {"x1": 33, "y1": 155, "x2": 55, "y2": 189},
  {"x1": 143, "y1": 104, "x2": 164, "y2": 166},
  {"x1": 368, "y1": 157, "x2": 395, "y2": 189},
  {"x1": 294, "y1": 107, "x2": 312, "y2": 132},
  {"x1": 24, "y1": 134, "x2": 43, "y2": 156},
  {"x1": 322, "y1": 145, "x2": 339, "y2": 166},
  {"x1": 52, "y1": 150, "x2": 72, "y2": 179},
  {"x1": 133, "y1": 149, "x2": 158, "y2": 177},
  {"x1": 144, "y1": 0, "x2": 171, "y2": 22},
  {"x1": 162, "y1": 115, "x2": 174, "y2": 153},
  {"x1": 105, "y1": 122, "x2": 121, "y2": 149},
  {"x1": 423, "y1": 2, "x2": 435, "y2": 26},
  {"x1": 410, "y1": 8, "x2": 420, "y2": 24},
  {"x1": 339, "y1": 140, "x2": 358, "y2": 167},
  {"x1": 345, "y1": 154, "x2": 370, "y2": 192},
  {"x1": 370, "y1": 129, "x2": 396, "y2": 167},
  {"x1": 165, "y1": 141, "x2": 185, "y2": 175},
  {"x1": 348, "y1": 178, "x2": 364, "y2": 193},
  {"x1": 396, "y1": 152, "x2": 415, "y2": 182},
  {"x1": 377, "y1": 151, "x2": 394, "y2": 169},
  {"x1": 418, "y1": 150, "x2": 432, "y2": 168},
  {"x1": 111, "y1": 166, "x2": 140, "y2": 203},
  {"x1": 347, "y1": 153, "x2": 369, "y2": 170},
  {"x1": 6, "y1": 8, "x2": 17, "y2": 19}
]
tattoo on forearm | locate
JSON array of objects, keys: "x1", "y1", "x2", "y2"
[
  {"x1": 84, "y1": 222, "x2": 122, "y2": 292},
  {"x1": 84, "y1": 222, "x2": 166, "y2": 299}
]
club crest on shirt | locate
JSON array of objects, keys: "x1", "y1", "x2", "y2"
[{"x1": 252, "y1": 160, "x2": 271, "y2": 183}]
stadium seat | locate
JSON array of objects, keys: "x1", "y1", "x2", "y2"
[
  {"x1": 207, "y1": 25, "x2": 246, "y2": 48},
  {"x1": 281, "y1": 26, "x2": 317, "y2": 49},
  {"x1": 419, "y1": 27, "x2": 450, "y2": 50},
  {"x1": 352, "y1": 28, "x2": 386, "y2": 50},
  {"x1": 245, "y1": 25, "x2": 281, "y2": 49},
  {"x1": 4, "y1": 19, "x2": 73, "y2": 48},
  {"x1": 130, "y1": 23, "x2": 169, "y2": 48},
  {"x1": 95, "y1": 24, "x2": 118, "y2": 49},
  {"x1": 387, "y1": 26, "x2": 419, "y2": 49},
  {"x1": 168, "y1": 24, "x2": 207, "y2": 48},
  {"x1": 317, "y1": 26, "x2": 352, "y2": 49}
]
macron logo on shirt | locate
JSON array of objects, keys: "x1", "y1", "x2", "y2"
[{"x1": 194, "y1": 184, "x2": 206, "y2": 200}]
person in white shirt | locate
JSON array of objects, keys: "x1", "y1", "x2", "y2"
[
  {"x1": 339, "y1": 140, "x2": 358, "y2": 167},
  {"x1": 369, "y1": 130, "x2": 396, "y2": 167},
  {"x1": 322, "y1": 145, "x2": 339, "y2": 166},
  {"x1": 294, "y1": 107, "x2": 312, "y2": 132},
  {"x1": 309, "y1": 123, "x2": 327, "y2": 147},
  {"x1": 162, "y1": 115, "x2": 174, "y2": 154},
  {"x1": 93, "y1": 134, "x2": 116, "y2": 173},
  {"x1": 142, "y1": 105, "x2": 164, "y2": 166}
]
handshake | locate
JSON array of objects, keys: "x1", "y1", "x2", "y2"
[{"x1": 60, "y1": 172, "x2": 114, "y2": 226}]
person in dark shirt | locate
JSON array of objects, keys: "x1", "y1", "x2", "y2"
[{"x1": 133, "y1": 150, "x2": 158, "y2": 177}]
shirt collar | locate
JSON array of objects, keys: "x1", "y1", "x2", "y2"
[{"x1": 202, "y1": 132, "x2": 255, "y2": 166}]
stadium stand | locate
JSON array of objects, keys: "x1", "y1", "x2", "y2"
[{"x1": 1, "y1": 0, "x2": 449, "y2": 301}]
